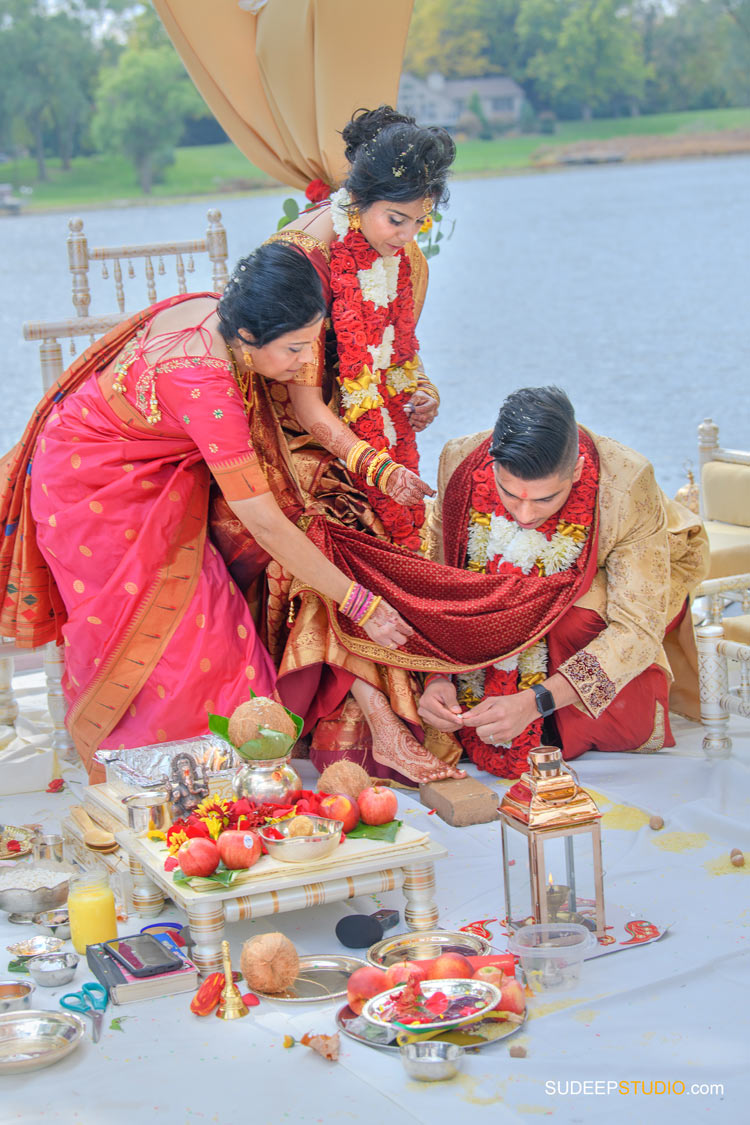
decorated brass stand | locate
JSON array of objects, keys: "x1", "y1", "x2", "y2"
[{"x1": 499, "y1": 748, "x2": 606, "y2": 936}]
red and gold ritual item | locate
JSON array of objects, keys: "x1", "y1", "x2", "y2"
[{"x1": 499, "y1": 747, "x2": 606, "y2": 937}]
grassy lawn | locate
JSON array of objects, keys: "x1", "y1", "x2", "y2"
[{"x1": 5, "y1": 105, "x2": 750, "y2": 211}]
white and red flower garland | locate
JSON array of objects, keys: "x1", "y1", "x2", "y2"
[
  {"x1": 329, "y1": 188, "x2": 423, "y2": 551},
  {"x1": 457, "y1": 446, "x2": 598, "y2": 778}
]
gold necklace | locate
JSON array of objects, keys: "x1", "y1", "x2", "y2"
[{"x1": 226, "y1": 343, "x2": 253, "y2": 417}]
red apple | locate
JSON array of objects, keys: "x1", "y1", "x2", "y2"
[
  {"x1": 383, "y1": 959, "x2": 429, "y2": 991},
  {"x1": 472, "y1": 965, "x2": 506, "y2": 989},
  {"x1": 497, "y1": 978, "x2": 526, "y2": 1016},
  {"x1": 318, "y1": 793, "x2": 360, "y2": 834},
  {"x1": 427, "y1": 952, "x2": 474, "y2": 980},
  {"x1": 177, "y1": 837, "x2": 220, "y2": 877},
  {"x1": 346, "y1": 965, "x2": 388, "y2": 1015},
  {"x1": 217, "y1": 829, "x2": 261, "y2": 870},
  {"x1": 357, "y1": 785, "x2": 398, "y2": 826}
]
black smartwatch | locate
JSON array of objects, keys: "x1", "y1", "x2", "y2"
[{"x1": 531, "y1": 683, "x2": 556, "y2": 718}]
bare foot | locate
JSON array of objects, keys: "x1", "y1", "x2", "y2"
[{"x1": 366, "y1": 690, "x2": 467, "y2": 785}]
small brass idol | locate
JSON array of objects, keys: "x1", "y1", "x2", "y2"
[{"x1": 216, "y1": 940, "x2": 249, "y2": 1020}]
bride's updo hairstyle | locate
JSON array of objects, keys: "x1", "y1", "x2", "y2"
[
  {"x1": 342, "y1": 105, "x2": 456, "y2": 211},
  {"x1": 217, "y1": 242, "x2": 326, "y2": 347}
]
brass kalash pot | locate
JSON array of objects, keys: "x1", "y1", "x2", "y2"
[{"x1": 499, "y1": 747, "x2": 606, "y2": 936}]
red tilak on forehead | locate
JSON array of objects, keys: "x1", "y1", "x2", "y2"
[{"x1": 519, "y1": 489, "x2": 528, "y2": 499}]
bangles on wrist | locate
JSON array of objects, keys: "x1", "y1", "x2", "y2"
[
  {"x1": 424, "y1": 672, "x2": 451, "y2": 688},
  {"x1": 340, "y1": 579, "x2": 382, "y2": 626},
  {"x1": 345, "y1": 440, "x2": 401, "y2": 496},
  {"x1": 416, "y1": 374, "x2": 440, "y2": 407}
]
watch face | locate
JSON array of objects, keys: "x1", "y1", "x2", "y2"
[{"x1": 533, "y1": 686, "x2": 555, "y2": 717}]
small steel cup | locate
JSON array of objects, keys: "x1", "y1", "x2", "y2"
[
  {"x1": 122, "y1": 791, "x2": 171, "y2": 836},
  {"x1": 32, "y1": 834, "x2": 65, "y2": 864}
]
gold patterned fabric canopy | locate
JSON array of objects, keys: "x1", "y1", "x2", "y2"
[{"x1": 153, "y1": 0, "x2": 414, "y2": 190}]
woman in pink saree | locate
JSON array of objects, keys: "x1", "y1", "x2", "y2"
[{"x1": 13, "y1": 244, "x2": 424, "y2": 781}]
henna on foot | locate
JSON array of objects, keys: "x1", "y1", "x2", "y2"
[{"x1": 366, "y1": 689, "x2": 467, "y2": 785}]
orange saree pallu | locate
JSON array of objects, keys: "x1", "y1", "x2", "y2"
[{"x1": 0, "y1": 295, "x2": 276, "y2": 777}]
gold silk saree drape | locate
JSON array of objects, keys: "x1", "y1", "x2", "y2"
[{"x1": 152, "y1": 0, "x2": 415, "y2": 190}]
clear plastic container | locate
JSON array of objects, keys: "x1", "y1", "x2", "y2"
[
  {"x1": 67, "y1": 872, "x2": 118, "y2": 954},
  {"x1": 507, "y1": 923, "x2": 596, "y2": 992}
]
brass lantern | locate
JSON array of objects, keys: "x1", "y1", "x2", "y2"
[{"x1": 499, "y1": 747, "x2": 606, "y2": 937}]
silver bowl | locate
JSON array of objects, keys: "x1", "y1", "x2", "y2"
[
  {"x1": 0, "y1": 1009, "x2": 85, "y2": 1073},
  {"x1": 258, "y1": 816, "x2": 343, "y2": 863},
  {"x1": 32, "y1": 909, "x2": 71, "y2": 940},
  {"x1": 400, "y1": 1041, "x2": 464, "y2": 1082},
  {"x1": 26, "y1": 952, "x2": 80, "y2": 988},
  {"x1": 0, "y1": 980, "x2": 36, "y2": 1014},
  {"x1": 0, "y1": 872, "x2": 71, "y2": 916}
]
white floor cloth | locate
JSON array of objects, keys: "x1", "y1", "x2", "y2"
[{"x1": 0, "y1": 670, "x2": 747, "y2": 1124}]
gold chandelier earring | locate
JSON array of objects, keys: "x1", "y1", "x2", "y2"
[
  {"x1": 242, "y1": 348, "x2": 254, "y2": 372},
  {"x1": 349, "y1": 207, "x2": 361, "y2": 232}
]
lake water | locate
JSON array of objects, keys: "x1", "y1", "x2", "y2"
[{"x1": 2, "y1": 155, "x2": 749, "y2": 493}]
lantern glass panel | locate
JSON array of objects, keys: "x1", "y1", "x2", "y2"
[{"x1": 501, "y1": 820, "x2": 602, "y2": 932}]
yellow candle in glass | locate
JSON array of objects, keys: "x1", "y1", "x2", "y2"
[{"x1": 68, "y1": 872, "x2": 118, "y2": 954}]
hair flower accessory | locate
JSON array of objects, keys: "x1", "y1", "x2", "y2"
[{"x1": 305, "y1": 178, "x2": 332, "y2": 204}]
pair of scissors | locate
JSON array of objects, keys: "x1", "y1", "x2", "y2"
[{"x1": 60, "y1": 982, "x2": 108, "y2": 1043}]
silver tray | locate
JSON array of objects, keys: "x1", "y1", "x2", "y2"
[
  {"x1": 0, "y1": 1009, "x2": 85, "y2": 1073},
  {"x1": 94, "y1": 736, "x2": 239, "y2": 796},
  {"x1": 367, "y1": 929, "x2": 492, "y2": 968},
  {"x1": 362, "y1": 978, "x2": 501, "y2": 1033},
  {"x1": 253, "y1": 955, "x2": 366, "y2": 1002},
  {"x1": 336, "y1": 1003, "x2": 525, "y2": 1052}
]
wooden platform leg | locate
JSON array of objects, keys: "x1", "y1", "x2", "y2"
[
  {"x1": 44, "y1": 643, "x2": 77, "y2": 762},
  {"x1": 129, "y1": 856, "x2": 165, "y2": 918},
  {"x1": 185, "y1": 900, "x2": 226, "y2": 976},
  {"x1": 697, "y1": 623, "x2": 732, "y2": 758},
  {"x1": 402, "y1": 860, "x2": 439, "y2": 931},
  {"x1": 0, "y1": 649, "x2": 19, "y2": 726}
]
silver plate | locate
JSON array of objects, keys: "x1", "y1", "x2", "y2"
[
  {"x1": 6, "y1": 936, "x2": 65, "y2": 958},
  {"x1": 367, "y1": 930, "x2": 492, "y2": 968},
  {"x1": 0, "y1": 826, "x2": 35, "y2": 861},
  {"x1": 362, "y1": 978, "x2": 501, "y2": 1033},
  {"x1": 94, "y1": 736, "x2": 239, "y2": 796},
  {"x1": 253, "y1": 955, "x2": 366, "y2": 1002},
  {"x1": 0, "y1": 1009, "x2": 85, "y2": 1073},
  {"x1": 336, "y1": 1003, "x2": 525, "y2": 1052}
]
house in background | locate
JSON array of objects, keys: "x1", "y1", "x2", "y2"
[{"x1": 398, "y1": 72, "x2": 525, "y2": 130}]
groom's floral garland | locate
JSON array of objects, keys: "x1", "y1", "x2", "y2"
[
  {"x1": 329, "y1": 188, "x2": 423, "y2": 551},
  {"x1": 457, "y1": 444, "x2": 598, "y2": 779}
]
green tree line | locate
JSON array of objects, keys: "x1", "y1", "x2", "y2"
[
  {"x1": 406, "y1": 0, "x2": 750, "y2": 121},
  {"x1": 1, "y1": 0, "x2": 749, "y2": 196},
  {"x1": 0, "y1": 1, "x2": 208, "y2": 191}
]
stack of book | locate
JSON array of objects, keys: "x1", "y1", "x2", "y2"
[{"x1": 86, "y1": 932, "x2": 199, "y2": 1005}]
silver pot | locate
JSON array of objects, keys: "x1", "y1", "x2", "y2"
[
  {"x1": 121, "y1": 790, "x2": 171, "y2": 836},
  {"x1": 0, "y1": 981, "x2": 35, "y2": 1015},
  {"x1": 232, "y1": 755, "x2": 301, "y2": 807}
]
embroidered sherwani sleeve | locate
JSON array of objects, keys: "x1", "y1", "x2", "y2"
[{"x1": 558, "y1": 463, "x2": 670, "y2": 718}]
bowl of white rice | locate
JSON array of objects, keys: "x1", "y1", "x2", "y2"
[{"x1": 0, "y1": 864, "x2": 72, "y2": 915}]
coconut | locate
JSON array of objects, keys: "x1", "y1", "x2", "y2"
[
  {"x1": 240, "y1": 932, "x2": 300, "y2": 993},
  {"x1": 228, "y1": 697, "x2": 297, "y2": 748},
  {"x1": 287, "y1": 815, "x2": 316, "y2": 837},
  {"x1": 317, "y1": 760, "x2": 371, "y2": 803}
]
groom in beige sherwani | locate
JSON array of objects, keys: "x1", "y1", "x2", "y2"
[{"x1": 419, "y1": 386, "x2": 708, "y2": 764}]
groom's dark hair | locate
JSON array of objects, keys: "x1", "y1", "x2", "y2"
[{"x1": 490, "y1": 386, "x2": 579, "y2": 480}]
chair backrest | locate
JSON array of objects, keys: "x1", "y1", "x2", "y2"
[
  {"x1": 67, "y1": 209, "x2": 229, "y2": 317},
  {"x1": 698, "y1": 418, "x2": 750, "y2": 526},
  {"x1": 22, "y1": 209, "x2": 230, "y2": 392}
]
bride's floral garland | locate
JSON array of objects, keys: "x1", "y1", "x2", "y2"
[
  {"x1": 457, "y1": 443, "x2": 598, "y2": 778},
  {"x1": 329, "y1": 188, "x2": 423, "y2": 551}
]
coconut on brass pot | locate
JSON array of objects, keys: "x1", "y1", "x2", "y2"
[{"x1": 207, "y1": 693, "x2": 304, "y2": 808}]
